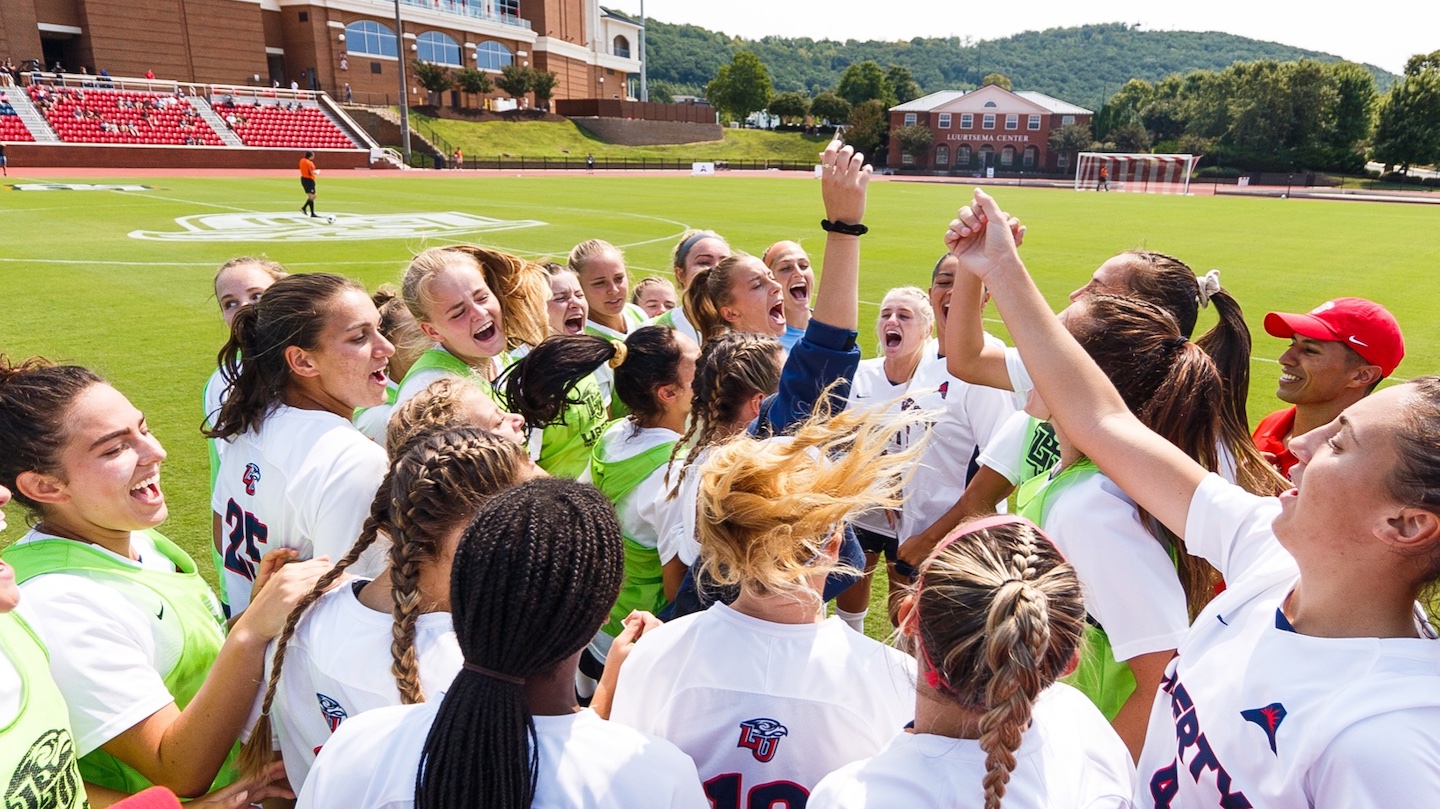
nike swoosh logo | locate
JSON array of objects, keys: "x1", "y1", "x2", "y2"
[
  {"x1": 1348, "y1": 336, "x2": 1369, "y2": 347},
  {"x1": 1216, "y1": 614, "x2": 1228, "y2": 626},
  {"x1": 156, "y1": 604, "x2": 165, "y2": 621}
]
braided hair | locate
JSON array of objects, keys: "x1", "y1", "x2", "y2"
[
  {"x1": 238, "y1": 426, "x2": 531, "y2": 779},
  {"x1": 669, "y1": 332, "x2": 783, "y2": 492},
  {"x1": 910, "y1": 517, "x2": 1085, "y2": 809},
  {"x1": 414, "y1": 478, "x2": 624, "y2": 809}
]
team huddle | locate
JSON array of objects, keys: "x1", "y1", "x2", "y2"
[{"x1": 2, "y1": 140, "x2": 1438, "y2": 809}]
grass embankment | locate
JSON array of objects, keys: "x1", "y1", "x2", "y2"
[{"x1": 410, "y1": 113, "x2": 830, "y2": 162}]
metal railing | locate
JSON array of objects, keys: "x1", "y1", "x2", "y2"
[
  {"x1": 395, "y1": 0, "x2": 532, "y2": 29},
  {"x1": 407, "y1": 156, "x2": 819, "y2": 171}
]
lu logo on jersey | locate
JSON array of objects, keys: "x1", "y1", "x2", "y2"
[
  {"x1": 736, "y1": 718, "x2": 788, "y2": 763},
  {"x1": 1240, "y1": 702, "x2": 1287, "y2": 755},
  {"x1": 317, "y1": 693, "x2": 348, "y2": 733},
  {"x1": 242, "y1": 463, "x2": 262, "y2": 496}
]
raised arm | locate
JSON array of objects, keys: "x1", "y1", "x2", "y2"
[
  {"x1": 810, "y1": 139, "x2": 869, "y2": 332},
  {"x1": 943, "y1": 261, "x2": 1016, "y2": 390},
  {"x1": 946, "y1": 189, "x2": 1207, "y2": 537}
]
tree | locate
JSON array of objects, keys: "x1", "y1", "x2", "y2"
[
  {"x1": 1108, "y1": 122, "x2": 1152, "y2": 152},
  {"x1": 980, "y1": 72, "x2": 1012, "y2": 91},
  {"x1": 496, "y1": 63, "x2": 533, "y2": 102},
  {"x1": 454, "y1": 67, "x2": 494, "y2": 108},
  {"x1": 886, "y1": 65, "x2": 921, "y2": 104},
  {"x1": 809, "y1": 91, "x2": 851, "y2": 125},
  {"x1": 767, "y1": 91, "x2": 810, "y2": 124},
  {"x1": 843, "y1": 99, "x2": 890, "y2": 161},
  {"x1": 412, "y1": 60, "x2": 453, "y2": 106},
  {"x1": 531, "y1": 69, "x2": 559, "y2": 111},
  {"x1": 836, "y1": 60, "x2": 895, "y2": 108},
  {"x1": 1049, "y1": 122, "x2": 1095, "y2": 164},
  {"x1": 649, "y1": 81, "x2": 675, "y2": 104},
  {"x1": 1371, "y1": 51, "x2": 1440, "y2": 174},
  {"x1": 892, "y1": 124, "x2": 934, "y2": 161},
  {"x1": 706, "y1": 51, "x2": 773, "y2": 121}
]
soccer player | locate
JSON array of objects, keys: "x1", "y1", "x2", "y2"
[
  {"x1": 298, "y1": 150, "x2": 318, "y2": 217},
  {"x1": 950, "y1": 187, "x2": 1440, "y2": 808},
  {"x1": 297, "y1": 479, "x2": 707, "y2": 809},
  {"x1": 762, "y1": 240, "x2": 814, "y2": 352},
  {"x1": 207, "y1": 274, "x2": 395, "y2": 615},
  {"x1": 1252, "y1": 297, "x2": 1404, "y2": 478},
  {"x1": 810, "y1": 516, "x2": 1134, "y2": 809},
  {"x1": 240, "y1": 427, "x2": 532, "y2": 791},
  {"x1": 632, "y1": 276, "x2": 678, "y2": 318}
]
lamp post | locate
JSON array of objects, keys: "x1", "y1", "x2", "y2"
[
  {"x1": 638, "y1": 0, "x2": 647, "y2": 102},
  {"x1": 394, "y1": 0, "x2": 411, "y2": 163}
]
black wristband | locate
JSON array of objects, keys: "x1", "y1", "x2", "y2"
[{"x1": 820, "y1": 219, "x2": 868, "y2": 236}]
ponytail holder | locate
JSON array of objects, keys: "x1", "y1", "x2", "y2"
[
  {"x1": 608, "y1": 339, "x2": 628, "y2": 369},
  {"x1": 1197, "y1": 269, "x2": 1222, "y2": 309},
  {"x1": 1167, "y1": 336, "x2": 1189, "y2": 350},
  {"x1": 463, "y1": 661, "x2": 526, "y2": 686}
]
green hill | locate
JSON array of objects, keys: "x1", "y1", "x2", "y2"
[{"x1": 641, "y1": 20, "x2": 1396, "y2": 108}]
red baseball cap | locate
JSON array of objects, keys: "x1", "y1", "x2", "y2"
[{"x1": 1264, "y1": 297, "x2": 1405, "y2": 377}]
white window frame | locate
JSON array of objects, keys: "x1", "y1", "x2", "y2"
[
  {"x1": 937, "y1": 113, "x2": 951, "y2": 129},
  {"x1": 960, "y1": 113, "x2": 973, "y2": 129},
  {"x1": 982, "y1": 113, "x2": 995, "y2": 130},
  {"x1": 1005, "y1": 114, "x2": 1018, "y2": 130},
  {"x1": 1062, "y1": 115, "x2": 1076, "y2": 125},
  {"x1": 1028, "y1": 114, "x2": 1041, "y2": 130},
  {"x1": 903, "y1": 112, "x2": 917, "y2": 127}
]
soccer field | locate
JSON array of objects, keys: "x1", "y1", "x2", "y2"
[{"x1": 2, "y1": 171, "x2": 1437, "y2": 610}]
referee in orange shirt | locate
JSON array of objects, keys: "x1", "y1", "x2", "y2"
[{"x1": 299, "y1": 151, "x2": 319, "y2": 217}]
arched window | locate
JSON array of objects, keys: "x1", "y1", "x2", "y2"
[
  {"x1": 475, "y1": 40, "x2": 513, "y2": 71},
  {"x1": 417, "y1": 31, "x2": 461, "y2": 66},
  {"x1": 1001, "y1": 145, "x2": 1016, "y2": 167},
  {"x1": 934, "y1": 144, "x2": 949, "y2": 167},
  {"x1": 613, "y1": 35, "x2": 631, "y2": 59},
  {"x1": 955, "y1": 144, "x2": 971, "y2": 168},
  {"x1": 345, "y1": 20, "x2": 397, "y2": 59},
  {"x1": 1023, "y1": 145, "x2": 1038, "y2": 168}
]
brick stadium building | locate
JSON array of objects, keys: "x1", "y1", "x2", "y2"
[
  {"x1": 0, "y1": 0, "x2": 641, "y2": 107},
  {"x1": 888, "y1": 84, "x2": 1092, "y2": 173}
]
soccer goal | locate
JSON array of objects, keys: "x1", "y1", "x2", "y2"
[{"x1": 1074, "y1": 152, "x2": 1200, "y2": 195}]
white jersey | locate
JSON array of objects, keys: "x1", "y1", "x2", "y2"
[
  {"x1": 656, "y1": 446, "x2": 708, "y2": 567},
  {"x1": 610, "y1": 604, "x2": 915, "y2": 802},
  {"x1": 892, "y1": 351, "x2": 1017, "y2": 542},
  {"x1": 644, "y1": 305, "x2": 701, "y2": 346},
  {"x1": 12, "y1": 530, "x2": 197, "y2": 756},
  {"x1": 211, "y1": 405, "x2": 387, "y2": 614},
  {"x1": 298, "y1": 701, "x2": 708, "y2": 809},
  {"x1": 1134, "y1": 474, "x2": 1440, "y2": 809},
  {"x1": 809, "y1": 684, "x2": 1135, "y2": 809},
  {"x1": 845, "y1": 357, "x2": 911, "y2": 410},
  {"x1": 1043, "y1": 472, "x2": 1190, "y2": 662},
  {"x1": 265, "y1": 580, "x2": 462, "y2": 791},
  {"x1": 204, "y1": 367, "x2": 229, "y2": 459},
  {"x1": 977, "y1": 409, "x2": 1033, "y2": 486}
]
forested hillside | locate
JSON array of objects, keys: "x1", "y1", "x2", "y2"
[{"x1": 642, "y1": 21, "x2": 1394, "y2": 107}]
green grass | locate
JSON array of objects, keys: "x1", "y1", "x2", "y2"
[
  {"x1": 411, "y1": 114, "x2": 831, "y2": 162},
  {"x1": 1, "y1": 173, "x2": 1437, "y2": 638}
]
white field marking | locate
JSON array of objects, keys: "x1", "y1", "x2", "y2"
[
  {"x1": 112, "y1": 188, "x2": 256, "y2": 212},
  {"x1": 130, "y1": 211, "x2": 546, "y2": 242}
]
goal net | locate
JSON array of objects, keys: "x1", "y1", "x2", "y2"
[{"x1": 1074, "y1": 152, "x2": 1199, "y2": 195}]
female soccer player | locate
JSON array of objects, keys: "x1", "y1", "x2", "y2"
[
  {"x1": 569, "y1": 239, "x2": 649, "y2": 341},
  {"x1": 950, "y1": 187, "x2": 1440, "y2": 806},
  {"x1": 835, "y1": 285, "x2": 935, "y2": 631},
  {"x1": 0, "y1": 358, "x2": 329, "y2": 798},
  {"x1": 354, "y1": 284, "x2": 427, "y2": 443},
  {"x1": 241, "y1": 426, "x2": 533, "y2": 791},
  {"x1": 207, "y1": 273, "x2": 394, "y2": 614},
  {"x1": 648, "y1": 230, "x2": 730, "y2": 344},
  {"x1": 761, "y1": 240, "x2": 814, "y2": 352},
  {"x1": 297, "y1": 479, "x2": 708, "y2": 809},
  {"x1": 393, "y1": 245, "x2": 549, "y2": 409},
  {"x1": 609, "y1": 407, "x2": 921, "y2": 802},
  {"x1": 682, "y1": 253, "x2": 788, "y2": 346},
  {"x1": 810, "y1": 515, "x2": 1135, "y2": 809},
  {"x1": 632, "y1": 276, "x2": 678, "y2": 319}
]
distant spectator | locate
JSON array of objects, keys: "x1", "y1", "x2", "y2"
[
  {"x1": 343, "y1": 82, "x2": 352, "y2": 103},
  {"x1": 145, "y1": 68, "x2": 154, "y2": 80},
  {"x1": 0, "y1": 142, "x2": 8, "y2": 177}
]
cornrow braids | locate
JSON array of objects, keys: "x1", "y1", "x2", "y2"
[
  {"x1": 670, "y1": 333, "x2": 783, "y2": 493},
  {"x1": 238, "y1": 426, "x2": 531, "y2": 779},
  {"x1": 912, "y1": 518, "x2": 1084, "y2": 809},
  {"x1": 415, "y1": 478, "x2": 624, "y2": 809},
  {"x1": 0, "y1": 356, "x2": 104, "y2": 521}
]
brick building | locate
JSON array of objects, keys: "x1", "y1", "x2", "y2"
[
  {"x1": 888, "y1": 84, "x2": 1091, "y2": 173},
  {"x1": 0, "y1": 0, "x2": 641, "y2": 106}
]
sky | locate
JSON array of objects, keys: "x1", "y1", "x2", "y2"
[{"x1": 632, "y1": 0, "x2": 1439, "y2": 76}]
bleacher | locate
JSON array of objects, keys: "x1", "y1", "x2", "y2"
[
  {"x1": 217, "y1": 101, "x2": 357, "y2": 149},
  {"x1": 0, "y1": 93, "x2": 35, "y2": 141},
  {"x1": 28, "y1": 85, "x2": 223, "y2": 146}
]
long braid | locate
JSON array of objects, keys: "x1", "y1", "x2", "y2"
[
  {"x1": 913, "y1": 518, "x2": 1085, "y2": 809},
  {"x1": 386, "y1": 427, "x2": 534, "y2": 704},
  {"x1": 236, "y1": 470, "x2": 394, "y2": 778},
  {"x1": 415, "y1": 478, "x2": 624, "y2": 809},
  {"x1": 668, "y1": 333, "x2": 782, "y2": 494}
]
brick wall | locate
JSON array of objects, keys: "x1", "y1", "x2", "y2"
[{"x1": 5, "y1": 143, "x2": 369, "y2": 169}]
